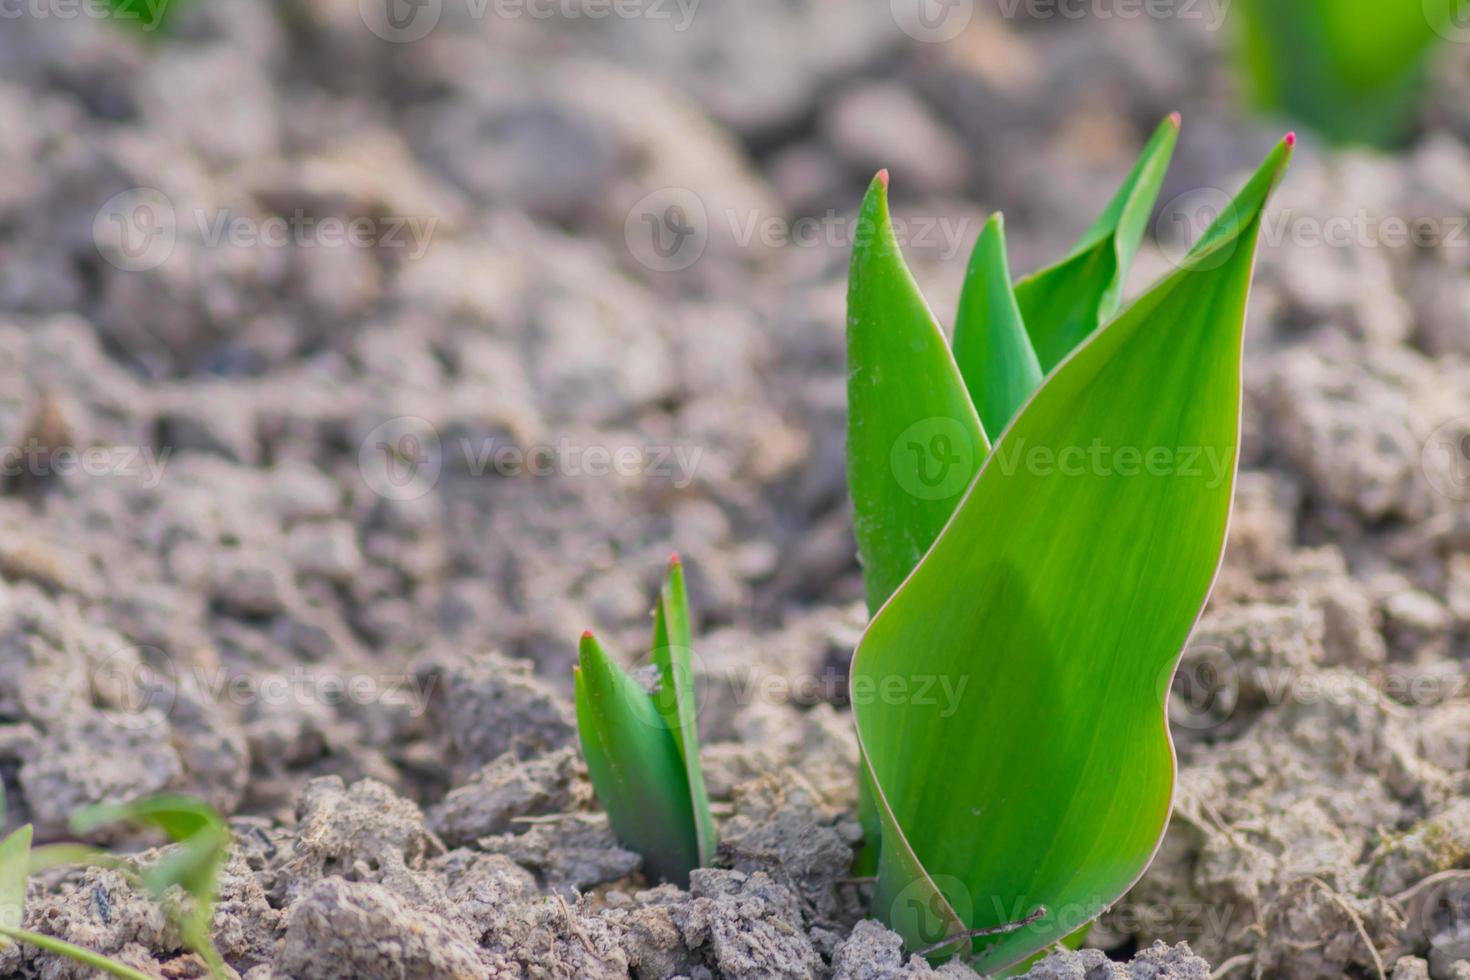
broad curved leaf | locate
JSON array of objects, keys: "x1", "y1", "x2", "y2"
[{"x1": 854, "y1": 136, "x2": 1293, "y2": 972}]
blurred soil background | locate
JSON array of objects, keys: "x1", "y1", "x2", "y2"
[{"x1": 0, "y1": 1, "x2": 1469, "y2": 976}]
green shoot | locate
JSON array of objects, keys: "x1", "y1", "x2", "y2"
[
  {"x1": 72, "y1": 795, "x2": 232, "y2": 979},
  {"x1": 0, "y1": 824, "x2": 155, "y2": 980},
  {"x1": 574, "y1": 556, "x2": 715, "y2": 887},
  {"x1": 847, "y1": 116, "x2": 1178, "y2": 875},
  {"x1": 1234, "y1": 0, "x2": 1470, "y2": 146},
  {"x1": 846, "y1": 121, "x2": 1293, "y2": 970}
]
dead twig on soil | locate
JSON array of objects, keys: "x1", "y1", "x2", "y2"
[
  {"x1": 1209, "y1": 952, "x2": 1252, "y2": 979},
  {"x1": 1305, "y1": 876, "x2": 1386, "y2": 980},
  {"x1": 910, "y1": 905, "x2": 1048, "y2": 960}
]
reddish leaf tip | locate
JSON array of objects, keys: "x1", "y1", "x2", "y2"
[
  {"x1": 1167, "y1": 111, "x2": 1181, "y2": 127},
  {"x1": 668, "y1": 551, "x2": 681, "y2": 566},
  {"x1": 581, "y1": 629, "x2": 595, "y2": 640},
  {"x1": 875, "y1": 169, "x2": 890, "y2": 189},
  {"x1": 1285, "y1": 131, "x2": 1297, "y2": 147}
]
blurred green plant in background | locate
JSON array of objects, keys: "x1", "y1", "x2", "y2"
[
  {"x1": 100, "y1": 0, "x2": 180, "y2": 34},
  {"x1": 1235, "y1": 0, "x2": 1470, "y2": 147}
]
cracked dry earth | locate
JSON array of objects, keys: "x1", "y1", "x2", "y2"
[{"x1": 1, "y1": 1, "x2": 1469, "y2": 978}]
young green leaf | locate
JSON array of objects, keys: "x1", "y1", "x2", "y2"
[
  {"x1": 72, "y1": 795, "x2": 231, "y2": 979},
  {"x1": 575, "y1": 630, "x2": 702, "y2": 887},
  {"x1": 0, "y1": 825, "x2": 31, "y2": 934},
  {"x1": 650, "y1": 556, "x2": 716, "y2": 869},
  {"x1": 1014, "y1": 114, "x2": 1180, "y2": 372},
  {"x1": 0, "y1": 824, "x2": 157, "y2": 980},
  {"x1": 847, "y1": 170, "x2": 989, "y2": 616},
  {"x1": 952, "y1": 213, "x2": 1042, "y2": 437},
  {"x1": 854, "y1": 135, "x2": 1293, "y2": 971}
]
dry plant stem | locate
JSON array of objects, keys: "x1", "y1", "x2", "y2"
[
  {"x1": 1391, "y1": 869, "x2": 1470, "y2": 905},
  {"x1": 1209, "y1": 952, "x2": 1253, "y2": 979},
  {"x1": 1304, "y1": 877, "x2": 1386, "y2": 980},
  {"x1": 911, "y1": 905, "x2": 1048, "y2": 959}
]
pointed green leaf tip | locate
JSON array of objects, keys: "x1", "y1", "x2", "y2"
[
  {"x1": 852, "y1": 133, "x2": 1292, "y2": 971},
  {"x1": 847, "y1": 170, "x2": 989, "y2": 616},
  {"x1": 952, "y1": 213, "x2": 1043, "y2": 437},
  {"x1": 1015, "y1": 113, "x2": 1180, "y2": 372},
  {"x1": 575, "y1": 558, "x2": 716, "y2": 887},
  {"x1": 650, "y1": 556, "x2": 717, "y2": 868}
]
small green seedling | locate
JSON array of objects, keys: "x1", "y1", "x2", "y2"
[
  {"x1": 574, "y1": 555, "x2": 715, "y2": 888},
  {"x1": 1234, "y1": 0, "x2": 1469, "y2": 146},
  {"x1": 72, "y1": 795, "x2": 232, "y2": 978},
  {"x1": 0, "y1": 793, "x2": 230, "y2": 979},
  {"x1": 846, "y1": 117, "x2": 1293, "y2": 970},
  {"x1": 0, "y1": 825, "x2": 152, "y2": 980}
]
